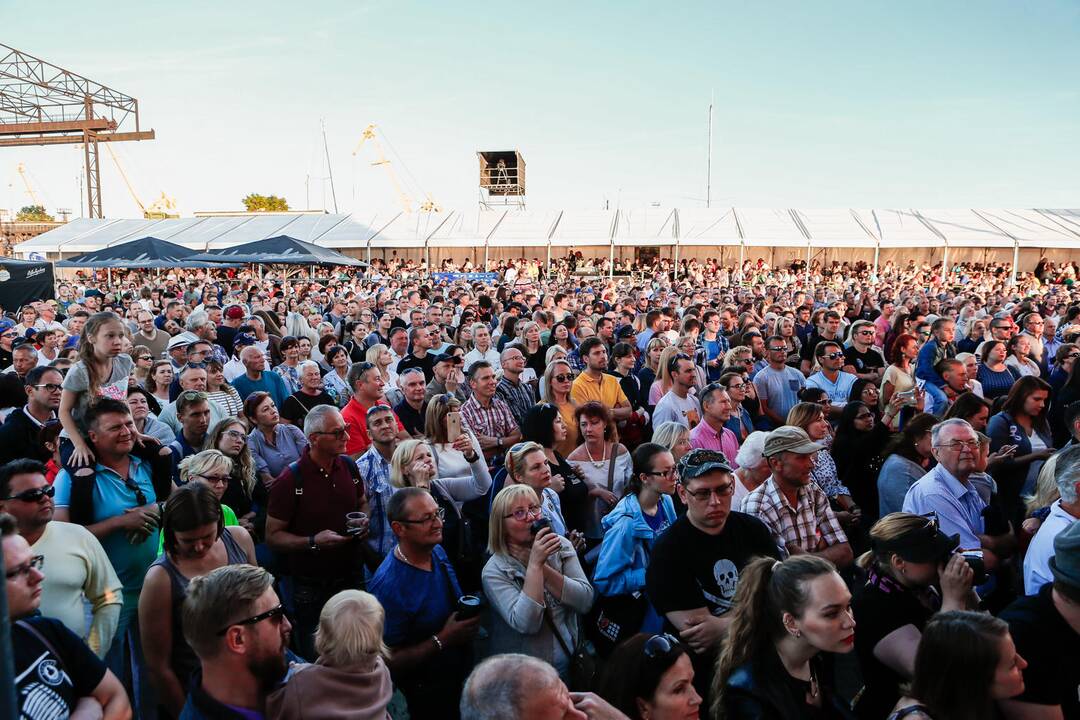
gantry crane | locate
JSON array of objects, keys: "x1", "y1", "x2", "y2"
[
  {"x1": 103, "y1": 143, "x2": 177, "y2": 219},
  {"x1": 352, "y1": 124, "x2": 440, "y2": 214},
  {"x1": 15, "y1": 162, "x2": 42, "y2": 207}
]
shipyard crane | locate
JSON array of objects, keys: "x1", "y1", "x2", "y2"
[
  {"x1": 352, "y1": 124, "x2": 440, "y2": 214},
  {"x1": 16, "y1": 162, "x2": 42, "y2": 207},
  {"x1": 103, "y1": 143, "x2": 177, "y2": 219}
]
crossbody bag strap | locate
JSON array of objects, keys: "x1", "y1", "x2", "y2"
[
  {"x1": 514, "y1": 571, "x2": 576, "y2": 656},
  {"x1": 606, "y1": 443, "x2": 617, "y2": 492},
  {"x1": 16, "y1": 620, "x2": 68, "y2": 677}
]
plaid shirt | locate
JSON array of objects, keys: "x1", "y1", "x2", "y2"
[
  {"x1": 740, "y1": 477, "x2": 848, "y2": 557},
  {"x1": 356, "y1": 446, "x2": 396, "y2": 559},
  {"x1": 460, "y1": 393, "x2": 518, "y2": 442},
  {"x1": 566, "y1": 347, "x2": 586, "y2": 373},
  {"x1": 496, "y1": 376, "x2": 536, "y2": 428}
]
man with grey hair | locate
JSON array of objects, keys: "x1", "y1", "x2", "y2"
[
  {"x1": 903, "y1": 418, "x2": 1007, "y2": 570},
  {"x1": 280, "y1": 360, "x2": 335, "y2": 427},
  {"x1": 1024, "y1": 444, "x2": 1080, "y2": 594},
  {"x1": 7, "y1": 342, "x2": 39, "y2": 379},
  {"x1": 267, "y1": 404, "x2": 369, "y2": 659},
  {"x1": 461, "y1": 654, "x2": 626, "y2": 720},
  {"x1": 180, "y1": 564, "x2": 291, "y2": 718},
  {"x1": 186, "y1": 309, "x2": 227, "y2": 364}
]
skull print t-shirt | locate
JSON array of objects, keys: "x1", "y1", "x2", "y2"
[
  {"x1": 646, "y1": 511, "x2": 780, "y2": 622},
  {"x1": 14, "y1": 617, "x2": 107, "y2": 720}
]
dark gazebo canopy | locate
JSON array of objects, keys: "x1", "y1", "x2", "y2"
[
  {"x1": 185, "y1": 235, "x2": 366, "y2": 266},
  {"x1": 55, "y1": 236, "x2": 234, "y2": 269}
]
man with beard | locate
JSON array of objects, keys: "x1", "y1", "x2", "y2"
[{"x1": 179, "y1": 564, "x2": 292, "y2": 719}]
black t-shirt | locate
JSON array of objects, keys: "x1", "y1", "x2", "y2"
[
  {"x1": 280, "y1": 390, "x2": 336, "y2": 426},
  {"x1": 14, "y1": 616, "x2": 106, "y2": 720},
  {"x1": 851, "y1": 575, "x2": 933, "y2": 720},
  {"x1": 397, "y1": 353, "x2": 435, "y2": 382},
  {"x1": 800, "y1": 331, "x2": 836, "y2": 364},
  {"x1": 395, "y1": 399, "x2": 426, "y2": 437},
  {"x1": 552, "y1": 454, "x2": 589, "y2": 535},
  {"x1": 843, "y1": 345, "x2": 885, "y2": 375},
  {"x1": 1000, "y1": 584, "x2": 1080, "y2": 718},
  {"x1": 647, "y1": 512, "x2": 780, "y2": 620}
]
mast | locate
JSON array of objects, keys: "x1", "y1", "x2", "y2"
[
  {"x1": 322, "y1": 119, "x2": 339, "y2": 213},
  {"x1": 706, "y1": 95, "x2": 713, "y2": 208}
]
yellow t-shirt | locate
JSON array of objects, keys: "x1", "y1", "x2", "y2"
[{"x1": 571, "y1": 371, "x2": 629, "y2": 410}]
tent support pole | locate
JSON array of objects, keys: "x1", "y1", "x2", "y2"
[
  {"x1": 873, "y1": 242, "x2": 880, "y2": 276},
  {"x1": 546, "y1": 243, "x2": 551, "y2": 273},
  {"x1": 943, "y1": 244, "x2": 950, "y2": 281},
  {"x1": 1011, "y1": 241, "x2": 1019, "y2": 286},
  {"x1": 673, "y1": 242, "x2": 680, "y2": 281},
  {"x1": 609, "y1": 240, "x2": 614, "y2": 280},
  {"x1": 484, "y1": 243, "x2": 489, "y2": 272},
  {"x1": 739, "y1": 241, "x2": 745, "y2": 268}
]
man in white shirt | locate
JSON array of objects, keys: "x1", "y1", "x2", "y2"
[
  {"x1": 805, "y1": 341, "x2": 857, "y2": 417},
  {"x1": 653, "y1": 353, "x2": 701, "y2": 429},
  {"x1": 1024, "y1": 445, "x2": 1080, "y2": 594}
]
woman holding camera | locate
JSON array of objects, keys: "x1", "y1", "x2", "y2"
[
  {"x1": 850, "y1": 513, "x2": 976, "y2": 719},
  {"x1": 482, "y1": 484, "x2": 594, "y2": 681}
]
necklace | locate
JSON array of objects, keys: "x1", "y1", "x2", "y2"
[
  {"x1": 584, "y1": 442, "x2": 607, "y2": 468},
  {"x1": 395, "y1": 544, "x2": 415, "y2": 567},
  {"x1": 808, "y1": 665, "x2": 819, "y2": 698}
]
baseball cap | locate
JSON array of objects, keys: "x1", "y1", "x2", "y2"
[
  {"x1": 871, "y1": 513, "x2": 960, "y2": 563},
  {"x1": 433, "y1": 352, "x2": 461, "y2": 366},
  {"x1": 677, "y1": 448, "x2": 734, "y2": 482},
  {"x1": 615, "y1": 325, "x2": 636, "y2": 339},
  {"x1": 233, "y1": 332, "x2": 257, "y2": 348},
  {"x1": 224, "y1": 305, "x2": 245, "y2": 320},
  {"x1": 1049, "y1": 520, "x2": 1080, "y2": 590},
  {"x1": 762, "y1": 426, "x2": 826, "y2": 457}
]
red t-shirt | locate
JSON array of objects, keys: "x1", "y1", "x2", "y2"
[{"x1": 341, "y1": 397, "x2": 405, "y2": 456}]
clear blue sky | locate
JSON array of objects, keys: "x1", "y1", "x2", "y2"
[{"x1": 3, "y1": 1, "x2": 1078, "y2": 218}]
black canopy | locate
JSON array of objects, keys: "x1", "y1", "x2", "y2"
[
  {"x1": 185, "y1": 235, "x2": 366, "y2": 267},
  {"x1": 55, "y1": 236, "x2": 233, "y2": 269},
  {"x1": 0, "y1": 258, "x2": 54, "y2": 311}
]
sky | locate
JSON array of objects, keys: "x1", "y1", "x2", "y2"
[{"x1": 2, "y1": 1, "x2": 1078, "y2": 221}]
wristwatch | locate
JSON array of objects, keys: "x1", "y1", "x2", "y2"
[{"x1": 309, "y1": 535, "x2": 318, "y2": 551}]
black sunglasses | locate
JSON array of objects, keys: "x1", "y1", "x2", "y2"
[
  {"x1": 667, "y1": 353, "x2": 691, "y2": 373},
  {"x1": 4, "y1": 485, "x2": 55, "y2": 503},
  {"x1": 216, "y1": 604, "x2": 286, "y2": 636},
  {"x1": 643, "y1": 633, "x2": 682, "y2": 661}
]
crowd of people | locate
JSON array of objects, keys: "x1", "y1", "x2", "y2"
[{"x1": 2, "y1": 252, "x2": 1080, "y2": 720}]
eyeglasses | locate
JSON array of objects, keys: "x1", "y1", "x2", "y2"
[
  {"x1": 643, "y1": 633, "x2": 681, "y2": 661},
  {"x1": 645, "y1": 468, "x2": 677, "y2": 478},
  {"x1": 739, "y1": 358, "x2": 754, "y2": 365},
  {"x1": 313, "y1": 424, "x2": 351, "y2": 439},
  {"x1": 5, "y1": 554, "x2": 44, "y2": 580},
  {"x1": 31, "y1": 383, "x2": 63, "y2": 393},
  {"x1": 935, "y1": 439, "x2": 980, "y2": 451},
  {"x1": 223, "y1": 429, "x2": 247, "y2": 442},
  {"x1": 397, "y1": 507, "x2": 446, "y2": 525},
  {"x1": 4, "y1": 485, "x2": 54, "y2": 502},
  {"x1": 215, "y1": 604, "x2": 286, "y2": 636},
  {"x1": 505, "y1": 504, "x2": 543, "y2": 521},
  {"x1": 768, "y1": 346, "x2": 787, "y2": 352},
  {"x1": 823, "y1": 351, "x2": 845, "y2": 360},
  {"x1": 683, "y1": 484, "x2": 735, "y2": 502},
  {"x1": 856, "y1": 330, "x2": 875, "y2": 336},
  {"x1": 553, "y1": 373, "x2": 574, "y2": 383},
  {"x1": 196, "y1": 474, "x2": 231, "y2": 486}
]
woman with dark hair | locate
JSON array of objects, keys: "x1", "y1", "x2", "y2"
[
  {"x1": 877, "y1": 413, "x2": 937, "y2": 517},
  {"x1": 546, "y1": 319, "x2": 575, "y2": 353},
  {"x1": 146, "y1": 360, "x2": 175, "y2": 407},
  {"x1": 593, "y1": 633, "x2": 702, "y2": 719},
  {"x1": 881, "y1": 333, "x2": 920, "y2": 426},
  {"x1": 206, "y1": 416, "x2": 267, "y2": 537},
  {"x1": 712, "y1": 555, "x2": 856, "y2": 719},
  {"x1": 831, "y1": 400, "x2": 895, "y2": 521},
  {"x1": 522, "y1": 402, "x2": 589, "y2": 535},
  {"x1": 944, "y1": 392, "x2": 992, "y2": 432},
  {"x1": 567, "y1": 401, "x2": 632, "y2": 548},
  {"x1": 244, "y1": 391, "x2": 308, "y2": 488},
  {"x1": 851, "y1": 514, "x2": 976, "y2": 719},
  {"x1": 321, "y1": 345, "x2": 352, "y2": 408},
  {"x1": 1051, "y1": 345, "x2": 1080, "y2": 447},
  {"x1": 138, "y1": 483, "x2": 255, "y2": 717},
  {"x1": 1005, "y1": 334, "x2": 1042, "y2": 379},
  {"x1": 205, "y1": 359, "x2": 243, "y2": 417},
  {"x1": 591, "y1": 443, "x2": 678, "y2": 653},
  {"x1": 127, "y1": 385, "x2": 173, "y2": 444},
  {"x1": 889, "y1": 611, "x2": 1027, "y2": 720},
  {"x1": 273, "y1": 335, "x2": 302, "y2": 394},
  {"x1": 987, "y1": 375, "x2": 1055, "y2": 521},
  {"x1": 1047, "y1": 342, "x2": 1078, "y2": 395},
  {"x1": 977, "y1": 340, "x2": 1019, "y2": 401}
]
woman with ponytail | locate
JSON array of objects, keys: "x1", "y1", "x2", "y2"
[{"x1": 712, "y1": 555, "x2": 856, "y2": 719}]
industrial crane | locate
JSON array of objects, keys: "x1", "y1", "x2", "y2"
[
  {"x1": 352, "y1": 124, "x2": 440, "y2": 214},
  {"x1": 103, "y1": 143, "x2": 178, "y2": 219},
  {"x1": 16, "y1": 162, "x2": 42, "y2": 207}
]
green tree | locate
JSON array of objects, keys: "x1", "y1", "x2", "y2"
[
  {"x1": 15, "y1": 205, "x2": 55, "y2": 222},
  {"x1": 242, "y1": 194, "x2": 289, "y2": 212}
]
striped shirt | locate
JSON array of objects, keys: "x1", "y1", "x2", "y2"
[
  {"x1": 740, "y1": 477, "x2": 848, "y2": 557},
  {"x1": 356, "y1": 446, "x2": 397, "y2": 559},
  {"x1": 460, "y1": 394, "x2": 517, "y2": 443}
]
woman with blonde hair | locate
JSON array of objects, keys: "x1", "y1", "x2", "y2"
[
  {"x1": 267, "y1": 590, "x2": 394, "y2": 720},
  {"x1": 518, "y1": 320, "x2": 546, "y2": 378},
  {"x1": 390, "y1": 435, "x2": 490, "y2": 590},
  {"x1": 651, "y1": 421, "x2": 691, "y2": 465},
  {"x1": 648, "y1": 345, "x2": 682, "y2": 406},
  {"x1": 850, "y1": 513, "x2": 976, "y2": 718},
  {"x1": 365, "y1": 343, "x2": 397, "y2": 398},
  {"x1": 542, "y1": 359, "x2": 578, "y2": 456},
  {"x1": 482, "y1": 484, "x2": 594, "y2": 681}
]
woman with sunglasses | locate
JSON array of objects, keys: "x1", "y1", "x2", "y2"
[
  {"x1": 139, "y1": 482, "x2": 255, "y2": 718},
  {"x1": 713, "y1": 555, "x2": 855, "y2": 720},
  {"x1": 132, "y1": 344, "x2": 155, "y2": 387},
  {"x1": 542, "y1": 359, "x2": 580, "y2": 457},
  {"x1": 482, "y1": 484, "x2": 594, "y2": 682},
  {"x1": 592, "y1": 443, "x2": 678, "y2": 654},
  {"x1": 273, "y1": 336, "x2": 303, "y2": 395},
  {"x1": 206, "y1": 417, "x2": 267, "y2": 539},
  {"x1": 850, "y1": 513, "x2": 976, "y2": 719},
  {"x1": 522, "y1": 403, "x2": 590, "y2": 537},
  {"x1": 593, "y1": 633, "x2": 702, "y2": 719}
]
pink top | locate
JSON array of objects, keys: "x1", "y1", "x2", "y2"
[{"x1": 688, "y1": 419, "x2": 741, "y2": 469}]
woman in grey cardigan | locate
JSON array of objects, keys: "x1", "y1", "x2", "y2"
[{"x1": 482, "y1": 484, "x2": 594, "y2": 679}]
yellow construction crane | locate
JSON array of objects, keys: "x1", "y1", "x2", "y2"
[
  {"x1": 16, "y1": 163, "x2": 42, "y2": 207},
  {"x1": 352, "y1": 124, "x2": 440, "y2": 214},
  {"x1": 103, "y1": 144, "x2": 178, "y2": 219}
]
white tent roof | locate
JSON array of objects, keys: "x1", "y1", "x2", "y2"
[{"x1": 14, "y1": 208, "x2": 1080, "y2": 258}]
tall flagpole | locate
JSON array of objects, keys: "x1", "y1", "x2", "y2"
[{"x1": 706, "y1": 95, "x2": 713, "y2": 208}]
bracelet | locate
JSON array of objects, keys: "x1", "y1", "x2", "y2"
[
  {"x1": 309, "y1": 534, "x2": 318, "y2": 551},
  {"x1": 464, "y1": 452, "x2": 479, "y2": 464},
  {"x1": 431, "y1": 634, "x2": 443, "y2": 652}
]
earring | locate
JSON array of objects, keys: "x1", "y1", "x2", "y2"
[{"x1": 792, "y1": 629, "x2": 802, "y2": 639}]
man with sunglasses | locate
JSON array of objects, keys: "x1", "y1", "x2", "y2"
[
  {"x1": 3, "y1": 513, "x2": 131, "y2": 719},
  {"x1": 804, "y1": 341, "x2": 857, "y2": 418},
  {"x1": 370, "y1": 486, "x2": 479, "y2": 719},
  {"x1": 179, "y1": 564, "x2": 292, "y2": 719},
  {"x1": 754, "y1": 334, "x2": 806, "y2": 430},
  {"x1": 0, "y1": 365, "x2": 61, "y2": 465},
  {"x1": 1, "y1": 459, "x2": 122, "y2": 658},
  {"x1": 842, "y1": 319, "x2": 886, "y2": 384},
  {"x1": 646, "y1": 448, "x2": 779, "y2": 703}
]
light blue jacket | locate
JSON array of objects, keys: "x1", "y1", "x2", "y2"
[{"x1": 593, "y1": 493, "x2": 677, "y2": 597}]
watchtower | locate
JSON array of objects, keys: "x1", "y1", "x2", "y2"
[{"x1": 478, "y1": 150, "x2": 525, "y2": 210}]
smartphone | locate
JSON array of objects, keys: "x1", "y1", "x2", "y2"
[{"x1": 446, "y1": 411, "x2": 462, "y2": 443}]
